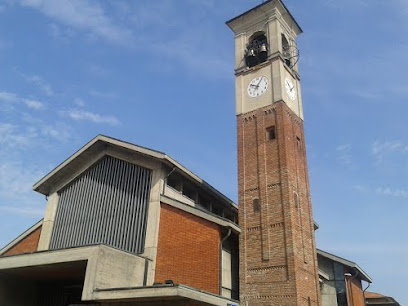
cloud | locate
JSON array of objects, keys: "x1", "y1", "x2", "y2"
[
  {"x1": 16, "y1": 1, "x2": 230, "y2": 80},
  {"x1": 73, "y1": 98, "x2": 85, "y2": 107},
  {"x1": 0, "y1": 161, "x2": 45, "y2": 217},
  {"x1": 347, "y1": 90, "x2": 382, "y2": 101},
  {"x1": 372, "y1": 140, "x2": 405, "y2": 164},
  {"x1": 22, "y1": 74, "x2": 54, "y2": 96},
  {"x1": 0, "y1": 161, "x2": 43, "y2": 199},
  {"x1": 48, "y1": 23, "x2": 75, "y2": 42},
  {"x1": 352, "y1": 185, "x2": 368, "y2": 193},
  {"x1": 152, "y1": 38, "x2": 230, "y2": 79},
  {"x1": 61, "y1": 108, "x2": 120, "y2": 126},
  {"x1": 40, "y1": 123, "x2": 72, "y2": 141},
  {"x1": 22, "y1": 98, "x2": 46, "y2": 110},
  {"x1": 19, "y1": 0, "x2": 134, "y2": 46},
  {"x1": 336, "y1": 143, "x2": 354, "y2": 169},
  {"x1": 0, "y1": 123, "x2": 37, "y2": 148},
  {"x1": 0, "y1": 90, "x2": 46, "y2": 113},
  {"x1": 376, "y1": 187, "x2": 408, "y2": 199},
  {"x1": 0, "y1": 91, "x2": 18, "y2": 102}
]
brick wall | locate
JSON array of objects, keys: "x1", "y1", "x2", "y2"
[
  {"x1": 155, "y1": 203, "x2": 221, "y2": 294},
  {"x1": 237, "y1": 101, "x2": 320, "y2": 305},
  {"x1": 3, "y1": 226, "x2": 42, "y2": 256}
]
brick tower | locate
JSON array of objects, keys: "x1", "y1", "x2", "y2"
[{"x1": 226, "y1": 1, "x2": 321, "y2": 305}]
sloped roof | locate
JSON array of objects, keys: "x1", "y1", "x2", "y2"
[
  {"x1": 33, "y1": 135, "x2": 237, "y2": 211},
  {"x1": 226, "y1": 0, "x2": 303, "y2": 34},
  {"x1": 366, "y1": 292, "x2": 385, "y2": 298},
  {"x1": 317, "y1": 249, "x2": 372, "y2": 283},
  {"x1": 0, "y1": 219, "x2": 43, "y2": 255},
  {"x1": 366, "y1": 292, "x2": 401, "y2": 306}
]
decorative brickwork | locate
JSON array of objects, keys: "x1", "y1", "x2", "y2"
[
  {"x1": 237, "y1": 102, "x2": 320, "y2": 305},
  {"x1": 3, "y1": 225, "x2": 42, "y2": 256},
  {"x1": 155, "y1": 203, "x2": 221, "y2": 294}
]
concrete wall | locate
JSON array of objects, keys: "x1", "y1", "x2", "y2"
[
  {"x1": 154, "y1": 203, "x2": 221, "y2": 295},
  {"x1": 319, "y1": 256, "x2": 339, "y2": 306},
  {"x1": 3, "y1": 225, "x2": 42, "y2": 256},
  {"x1": 83, "y1": 246, "x2": 147, "y2": 300}
]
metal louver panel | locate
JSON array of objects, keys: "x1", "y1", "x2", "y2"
[{"x1": 50, "y1": 156, "x2": 152, "y2": 254}]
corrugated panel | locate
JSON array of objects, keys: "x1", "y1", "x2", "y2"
[{"x1": 50, "y1": 156, "x2": 152, "y2": 254}]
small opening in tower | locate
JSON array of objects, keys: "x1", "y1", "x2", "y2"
[
  {"x1": 294, "y1": 192, "x2": 299, "y2": 208},
  {"x1": 245, "y1": 31, "x2": 268, "y2": 68},
  {"x1": 296, "y1": 136, "x2": 301, "y2": 150},
  {"x1": 282, "y1": 34, "x2": 291, "y2": 67},
  {"x1": 253, "y1": 198, "x2": 260, "y2": 213},
  {"x1": 267, "y1": 126, "x2": 276, "y2": 141}
]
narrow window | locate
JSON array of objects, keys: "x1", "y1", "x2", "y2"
[
  {"x1": 267, "y1": 126, "x2": 276, "y2": 140},
  {"x1": 294, "y1": 192, "x2": 299, "y2": 208},
  {"x1": 296, "y1": 136, "x2": 301, "y2": 150},
  {"x1": 282, "y1": 34, "x2": 291, "y2": 67},
  {"x1": 253, "y1": 198, "x2": 260, "y2": 213},
  {"x1": 167, "y1": 175, "x2": 181, "y2": 192},
  {"x1": 212, "y1": 204, "x2": 223, "y2": 217},
  {"x1": 183, "y1": 183, "x2": 196, "y2": 201}
]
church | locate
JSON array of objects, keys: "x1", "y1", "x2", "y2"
[{"x1": 0, "y1": 1, "x2": 373, "y2": 305}]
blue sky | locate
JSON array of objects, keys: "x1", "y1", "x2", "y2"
[{"x1": 0, "y1": 0, "x2": 407, "y2": 303}]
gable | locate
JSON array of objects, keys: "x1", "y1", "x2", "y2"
[{"x1": 49, "y1": 155, "x2": 152, "y2": 254}]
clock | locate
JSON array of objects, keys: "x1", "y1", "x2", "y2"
[
  {"x1": 284, "y1": 77, "x2": 297, "y2": 101},
  {"x1": 247, "y1": 76, "x2": 268, "y2": 98}
]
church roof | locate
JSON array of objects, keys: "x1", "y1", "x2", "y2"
[
  {"x1": 226, "y1": 0, "x2": 303, "y2": 34},
  {"x1": 317, "y1": 249, "x2": 372, "y2": 283},
  {"x1": 33, "y1": 135, "x2": 237, "y2": 211}
]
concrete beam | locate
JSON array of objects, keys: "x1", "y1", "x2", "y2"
[{"x1": 91, "y1": 284, "x2": 240, "y2": 306}]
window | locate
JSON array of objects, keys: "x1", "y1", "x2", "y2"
[
  {"x1": 212, "y1": 204, "x2": 223, "y2": 217},
  {"x1": 167, "y1": 175, "x2": 182, "y2": 192},
  {"x1": 183, "y1": 184, "x2": 196, "y2": 201},
  {"x1": 282, "y1": 34, "x2": 291, "y2": 67},
  {"x1": 267, "y1": 126, "x2": 276, "y2": 140},
  {"x1": 253, "y1": 198, "x2": 261, "y2": 213},
  {"x1": 294, "y1": 192, "x2": 299, "y2": 208},
  {"x1": 198, "y1": 194, "x2": 211, "y2": 210},
  {"x1": 245, "y1": 32, "x2": 268, "y2": 68},
  {"x1": 296, "y1": 136, "x2": 301, "y2": 150}
]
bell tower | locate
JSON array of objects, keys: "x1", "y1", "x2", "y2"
[{"x1": 227, "y1": 1, "x2": 320, "y2": 305}]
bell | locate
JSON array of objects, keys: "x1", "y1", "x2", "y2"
[
  {"x1": 245, "y1": 48, "x2": 258, "y2": 68},
  {"x1": 259, "y1": 43, "x2": 268, "y2": 62}
]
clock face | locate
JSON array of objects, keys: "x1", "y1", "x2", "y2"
[
  {"x1": 285, "y1": 77, "x2": 297, "y2": 101},
  {"x1": 247, "y1": 76, "x2": 268, "y2": 98}
]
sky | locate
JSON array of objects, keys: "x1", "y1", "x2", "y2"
[{"x1": 0, "y1": 0, "x2": 407, "y2": 303}]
